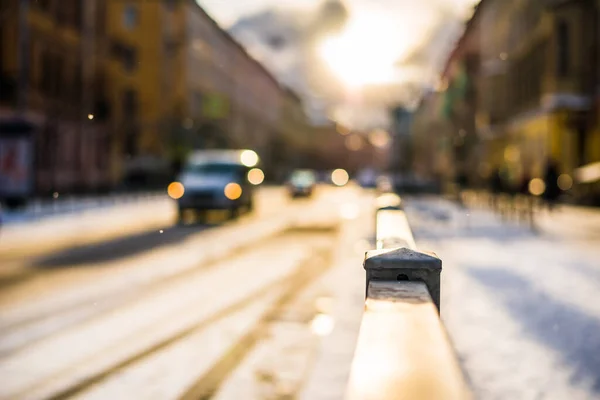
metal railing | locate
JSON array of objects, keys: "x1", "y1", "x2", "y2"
[
  {"x1": 1, "y1": 191, "x2": 166, "y2": 225},
  {"x1": 345, "y1": 193, "x2": 470, "y2": 400},
  {"x1": 461, "y1": 190, "x2": 538, "y2": 229}
]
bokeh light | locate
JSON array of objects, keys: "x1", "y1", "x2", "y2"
[
  {"x1": 504, "y1": 146, "x2": 520, "y2": 163},
  {"x1": 345, "y1": 135, "x2": 363, "y2": 151},
  {"x1": 310, "y1": 313, "x2": 334, "y2": 337},
  {"x1": 336, "y1": 123, "x2": 350, "y2": 135},
  {"x1": 528, "y1": 178, "x2": 546, "y2": 196},
  {"x1": 240, "y1": 150, "x2": 259, "y2": 167},
  {"x1": 167, "y1": 182, "x2": 185, "y2": 199},
  {"x1": 247, "y1": 168, "x2": 265, "y2": 185},
  {"x1": 368, "y1": 129, "x2": 391, "y2": 148},
  {"x1": 331, "y1": 169, "x2": 349, "y2": 186},
  {"x1": 224, "y1": 182, "x2": 242, "y2": 200},
  {"x1": 557, "y1": 174, "x2": 573, "y2": 191}
]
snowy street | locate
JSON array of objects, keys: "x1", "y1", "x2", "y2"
[
  {"x1": 0, "y1": 185, "x2": 372, "y2": 400},
  {"x1": 405, "y1": 197, "x2": 600, "y2": 400},
  {"x1": 1, "y1": 185, "x2": 600, "y2": 399}
]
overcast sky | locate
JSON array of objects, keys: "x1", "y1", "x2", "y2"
[{"x1": 197, "y1": 0, "x2": 479, "y2": 128}]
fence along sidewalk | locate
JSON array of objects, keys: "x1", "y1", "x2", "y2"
[{"x1": 345, "y1": 193, "x2": 470, "y2": 400}]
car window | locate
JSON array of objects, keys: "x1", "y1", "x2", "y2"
[
  {"x1": 290, "y1": 170, "x2": 316, "y2": 185},
  {"x1": 184, "y1": 163, "x2": 244, "y2": 176}
]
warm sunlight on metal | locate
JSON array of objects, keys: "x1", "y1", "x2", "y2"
[
  {"x1": 167, "y1": 182, "x2": 185, "y2": 199},
  {"x1": 247, "y1": 168, "x2": 265, "y2": 185},
  {"x1": 331, "y1": 169, "x2": 349, "y2": 186},
  {"x1": 318, "y1": 14, "x2": 401, "y2": 88},
  {"x1": 557, "y1": 174, "x2": 573, "y2": 191},
  {"x1": 528, "y1": 178, "x2": 546, "y2": 196},
  {"x1": 240, "y1": 150, "x2": 259, "y2": 167},
  {"x1": 311, "y1": 313, "x2": 334, "y2": 337},
  {"x1": 224, "y1": 182, "x2": 243, "y2": 200},
  {"x1": 376, "y1": 193, "x2": 402, "y2": 209}
]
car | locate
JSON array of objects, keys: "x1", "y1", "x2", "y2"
[
  {"x1": 357, "y1": 168, "x2": 378, "y2": 188},
  {"x1": 173, "y1": 149, "x2": 260, "y2": 222},
  {"x1": 287, "y1": 169, "x2": 317, "y2": 198}
]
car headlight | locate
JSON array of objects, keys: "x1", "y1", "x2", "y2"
[
  {"x1": 167, "y1": 182, "x2": 185, "y2": 199},
  {"x1": 224, "y1": 182, "x2": 242, "y2": 200}
]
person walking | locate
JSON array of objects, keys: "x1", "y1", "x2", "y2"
[
  {"x1": 490, "y1": 168, "x2": 504, "y2": 211},
  {"x1": 542, "y1": 158, "x2": 561, "y2": 211}
]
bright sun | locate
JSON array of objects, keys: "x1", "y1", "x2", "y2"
[{"x1": 318, "y1": 14, "x2": 405, "y2": 89}]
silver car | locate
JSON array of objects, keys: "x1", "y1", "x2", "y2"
[{"x1": 174, "y1": 150, "x2": 259, "y2": 222}]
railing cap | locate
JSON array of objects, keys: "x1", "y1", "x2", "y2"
[{"x1": 364, "y1": 247, "x2": 441, "y2": 272}]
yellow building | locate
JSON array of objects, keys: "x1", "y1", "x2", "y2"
[{"x1": 100, "y1": 0, "x2": 180, "y2": 184}]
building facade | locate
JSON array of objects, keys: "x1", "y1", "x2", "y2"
[
  {"x1": 416, "y1": 0, "x2": 599, "y2": 200},
  {"x1": 153, "y1": 0, "x2": 285, "y2": 177},
  {"x1": 1, "y1": 0, "x2": 113, "y2": 195},
  {"x1": 1, "y1": 0, "x2": 327, "y2": 196}
]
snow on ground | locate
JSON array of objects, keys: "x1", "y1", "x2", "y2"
[
  {"x1": 404, "y1": 197, "x2": 600, "y2": 400},
  {"x1": 0, "y1": 192, "x2": 164, "y2": 225}
]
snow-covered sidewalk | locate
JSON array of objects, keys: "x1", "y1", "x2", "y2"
[
  {"x1": 0, "y1": 192, "x2": 164, "y2": 226},
  {"x1": 405, "y1": 197, "x2": 600, "y2": 400}
]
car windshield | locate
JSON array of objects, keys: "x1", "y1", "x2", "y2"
[
  {"x1": 290, "y1": 170, "x2": 316, "y2": 185},
  {"x1": 184, "y1": 163, "x2": 244, "y2": 177}
]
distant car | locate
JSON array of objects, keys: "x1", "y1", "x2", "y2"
[
  {"x1": 173, "y1": 149, "x2": 260, "y2": 222},
  {"x1": 357, "y1": 168, "x2": 378, "y2": 188},
  {"x1": 287, "y1": 169, "x2": 317, "y2": 198}
]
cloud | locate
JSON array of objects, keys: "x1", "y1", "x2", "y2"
[
  {"x1": 227, "y1": 0, "x2": 477, "y2": 128},
  {"x1": 229, "y1": 0, "x2": 350, "y2": 123},
  {"x1": 395, "y1": 8, "x2": 466, "y2": 85}
]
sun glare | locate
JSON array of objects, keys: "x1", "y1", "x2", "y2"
[{"x1": 318, "y1": 13, "x2": 406, "y2": 89}]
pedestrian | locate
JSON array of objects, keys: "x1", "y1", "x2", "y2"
[
  {"x1": 456, "y1": 172, "x2": 468, "y2": 207},
  {"x1": 542, "y1": 158, "x2": 561, "y2": 211},
  {"x1": 519, "y1": 172, "x2": 531, "y2": 196},
  {"x1": 490, "y1": 168, "x2": 503, "y2": 210}
]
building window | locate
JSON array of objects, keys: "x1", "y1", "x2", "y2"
[
  {"x1": 72, "y1": 61, "x2": 82, "y2": 102},
  {"x1": 96, "y1": 133, "x2": 107, "y2": 169},
  {"x1": 110, "y1": 41, "x2": 138, "y2": 72},
  {"x1": 122, "y1": 47, "x2": 137, "y2": 72},
  {"x1": 164, "y1": 0, "x2": 178, "y2": 11},
  {"x1": 33, "y1": 0, "x2": 52, "y2": 12},
  {"x1": 556, "y1": 20, "x2": 570, "y2": 78},
  {"x1": 41, "y1": 51, "x2": 63, "y2": 97},
  {"x1": 123, "y1": 89, "x2": 138, "y2": 156},
  {"x1": 193, "y1": 91, "x2": 203, "y2": 117},
  {"x1": 72, "y1": 0, "x2": 82, "y2": 31},
  {"x1": 123, "y1": 89, "x2": 138, "y2": 116},
  {"x1": 123, "y1": 5, "x2": 138, "y2": 30}
]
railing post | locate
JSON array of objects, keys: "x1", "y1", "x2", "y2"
[{"x1": 364, "y1": 247, "x2": 442, "y2": 312}]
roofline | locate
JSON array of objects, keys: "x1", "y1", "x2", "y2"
[
  {"x1": 440, "y1": 0, "x2": 485, "y2": 79},
  {"x1": 186, "y1": 0, "x2": 281, "y2": 89},
  {"x1": 283, "y1": 86, "x2": 303, "y2": 104}
]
